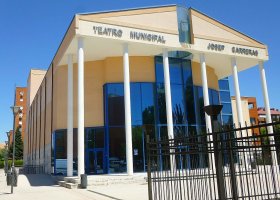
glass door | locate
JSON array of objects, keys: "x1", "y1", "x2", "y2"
[{"x1": 87, "y1": 149, "x2": 104, "y2": 174}]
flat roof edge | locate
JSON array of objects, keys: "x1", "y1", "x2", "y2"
[{"x1": 78, "y1": 4, "x2": 178, "y2": 16}]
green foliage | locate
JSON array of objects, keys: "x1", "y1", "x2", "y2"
[
  {"x1": 0, "y1": 160, "x2": 23, "y2": 168},
  {"x1": 8, "y1": 126, "x2": 24, "y2": 160},
  {"x1": 275, "y1": 124, "x2": 280, "y2": 134},
  {"x1": 0, "y1": 148, "x2": 7, "y2": 161}
]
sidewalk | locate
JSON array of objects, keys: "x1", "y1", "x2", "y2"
[{"x1": 0, "y1": 169, "x2": 148, "y2": 200}]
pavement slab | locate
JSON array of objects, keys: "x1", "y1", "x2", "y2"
[{"x1": 0, "y1": 169, "x2": 148, "y2": 200}]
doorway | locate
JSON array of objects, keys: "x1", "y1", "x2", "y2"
[{"x1": 87, "y1": 148, "x2": 105, "y2": 174}]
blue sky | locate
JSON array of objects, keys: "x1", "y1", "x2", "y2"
[{"x1": 0, "y1": 0, "x2": 279, "y2": 143}]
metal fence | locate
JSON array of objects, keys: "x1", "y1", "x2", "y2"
[
  {"x1": 19, "y1": 165, "x2": 44, "y2": 174},
  {"x1": 146, "y1": 121, "x2": 280, "y2": 200}
]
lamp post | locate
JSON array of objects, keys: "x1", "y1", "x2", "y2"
[
  {"x1": 6, "y1": 131, "x2": 10, "y2": 157},
  {"x1": 4, "y1": 140, "x2": 8, "y2": 175},
  {"x1": 203, "y1": 105, "x2": 227, "y2": 200},
  {"x1": 10, "y1": 105, "x2": 20, "y2": 194}
]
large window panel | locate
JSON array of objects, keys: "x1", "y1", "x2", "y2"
[
  {"x1": 220, "y1": 91, "x2": 231, "y2": 103},
  {"x1": 211, "y1": 90, "x2": 220, "y2": 105},
  {"x1": 130, "y1": 83, "x2": 142, "y2": 126},
  {"x1": 219, "y1": 79, "x2": 230, "y2": 91},
  {"x1": 222, "y1": 115, "x2": 233, "y2": 125},
  {"x1": 156, "y1": 83, "x2": 167, "y2": 124},
  {"x1": 155, "y1": 57, "x2": 164, "y2": 83},
  {"x1": 141, "y1": 83, "x2": 155, "y2": 125},
  {"x1": 194, "y1": 86, "x2": 205, "y2": 125},
  {"x1": 185, "y1": 85, "x2": 196, "y2": 125},
  {"x1": 109, "y1": 127, "x2": 126, "y2": 173},
  {"x1": 182, "y1": 60, "x2": 193, "y2": 86},
  {"x1": 221, "y1": 103, "x2": 233, "y2": 114},
  {"x1": 132, "y1": 126, "x2": 144, "y2": 172},
  {"x1": 171, "y1": 84, "x2": 186, "y2": 124},
  {"x1": 107, "y1": 84, "x2": 125, "y2": 126},
  {"x1": 169, "y1": 58, "x2": 183, "y2": 85}
]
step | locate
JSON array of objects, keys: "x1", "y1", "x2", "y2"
[
  {"x1": 65, "y1": 182, "x2": 78, "y2": 189},
  {"x1": 64, "y1": 177, "x2": 79, "y2": 184},
  {"x1": 58, "y1": 181, "x2": 66, "y2": 187}
]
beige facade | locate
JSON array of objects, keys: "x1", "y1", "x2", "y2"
[
  {"x1": 231, "y1": 97, "x2": 251, "y2": 126},
  {"x1": 23, "y1": 5, "x2": 269, "y2": 174}
]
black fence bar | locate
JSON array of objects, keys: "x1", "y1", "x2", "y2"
[
  {"x1": 146, "y1": 121, "x2": 280, "y2": 200},
  {"x1": 19, "y1": 165, "x2": 44, "y2": 174}
]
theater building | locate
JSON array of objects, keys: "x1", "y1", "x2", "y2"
[{"x1": 24, "y1": 5, "x2": 273, "y2": 176}]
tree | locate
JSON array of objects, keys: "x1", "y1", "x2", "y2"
[
  {"x1": 9, "y1": 126, "x2": 23, "y2": 160},
  {"x1": 0, "y1": 148, "x2": 6, "y2": 161}
]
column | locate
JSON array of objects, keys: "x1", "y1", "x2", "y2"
[
  {"x1": 77, "y1": 37, "x2": 85, "y2": 176},
  {"x1": 259, "y1": 61, "x2": 278, "y2": 165},
  {"x1": 200, "y1": 54, "x2": 215, "y2": 169},
  {"x1": 163, "y1": 49, "x2": 174, "y2": 140},
  {"x1": 232, "y1": 58, "x2": 248, "y2": 167},
  {"x1": 67, "y1": 54, "x2": 73, "y2": 177},
  {"x1": 123, "y1": 43, "x2": 133, "y2": 176},
  {"x1": 163, "y1": 49, "x2": 176, "y2": 172},
  {"x1": 231, "y1": 58, "x2": 244, "y2": 126},
  {"x1": 200, "y1": 54, "x2": 212, "y2": 133},
  {"x1": 259, "y1": 61, "x2": 272, "y2": 126}
]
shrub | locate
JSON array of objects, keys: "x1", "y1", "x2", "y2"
[{"x1": 0, "y1": 160, "x2": 23, "y2": 168}]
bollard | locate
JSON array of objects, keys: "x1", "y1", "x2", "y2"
[
  {"x1": 80, "y1": 174, "x2": 87, "y2": 189},
  {"x1": 12, "y1": 168, "x2": 18, "y2": 187},
  {"x1": 6, "y1": 171, "x2": 12, "y2": 186}
]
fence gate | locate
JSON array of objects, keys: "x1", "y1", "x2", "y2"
[{"x1": 146, "y1": 122, "x2": 280, "y2": 200}]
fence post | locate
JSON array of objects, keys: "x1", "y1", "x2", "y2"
[
  {"x1": 227, "y1": 130, "x2": 238, "y2": 200},
  {"x1": 146, "y1": 135, "x2": 153, "y2": 200},
  {"x1": 212, "y1": 124, "x2": 226, "y2": 200}
]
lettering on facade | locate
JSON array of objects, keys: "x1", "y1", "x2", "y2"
[
  {"x1": 92, "y1": 26, "x2": 166, "y2": 44},
  {"x1": 93, "y1": 26, "x2": 123, "y2": 38},
  {"x1": 232, "y1": 47, "x2": 258, "y2": 57},
  {"x1": 130, "y1": 31, "x2": 166, "y2": 44},
  {"x1": 207, "y1": 43, "x2": 225, "y2": 51}
]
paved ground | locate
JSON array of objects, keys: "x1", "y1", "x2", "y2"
[{"x1": 0, "y1": 169, "x2": 148, "y2": 200}]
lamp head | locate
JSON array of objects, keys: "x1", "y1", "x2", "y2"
[
  {"x1": 10, "y1": 106, "x2": 21, "y2": 115},
  {"x1": 203, "y1": 105, "x2": 223, "y2": 117},
  {"x1": 6, "y1": 131, "x2": 10, "y2": 138}
]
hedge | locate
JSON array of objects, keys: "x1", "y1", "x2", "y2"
[{"x1": 0, "y1": 160, "x2": 23, "y2": 168}]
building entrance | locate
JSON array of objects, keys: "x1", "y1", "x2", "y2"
[
  {"x1": 86, "y1": 148, "x2": 105, "y2": 174},
  {"x1": 85, "y1": 127, "x2": 106, "y2": 174}
]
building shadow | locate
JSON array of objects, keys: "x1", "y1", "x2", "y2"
[
  {"x1": 87, "y1": 190, "x2": 124, "y2": 200},
  {"x1": 22, "y1": 174, "x2": 58, "y2": 187}
]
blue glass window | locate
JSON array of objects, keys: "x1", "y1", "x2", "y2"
[
  {"x1": 169, "y1": 58, "x2": 183, "y2": 85},
  {"x1": 155, "y1": 57, "x2": 164, "y2": 83},
  {"x1": 211, "y1": 90, "x2": 220, "y2": 105},
  {"x1": 131, "y1": 84, "x2": 142, "y2": 125},
  {"x1": 156, "y1": 83, "x2": 167, "y2": 124},
  {"x1": 182, "y1": 60, "x2": 193, "y2": 86},
  {"x1": 222, "y1": 115, "x2": 233, "y2": 125},
  {"x1": 141, "y1": 83, "x2": 155, "y2": 125},
  {"x1": 185, "y1": 85, "x2": 196, "y2": 125},
  {"x1": 107, "y1": 83, "x2": 125, "y2": 126},
  {"x1": 171, "y1": 84, "x2": 186, "y2": 124},
  {"x1": 220, "y1": 91, "x2": 231, "y2": 103},
  {"x1": 108, "y1": 127, "x2": 126, "y2": 173},
  {"x1": 221, "y1": 103, "x2": 232, "y2": 114},
  {"x1": 132, "y1": 126, "x2": 144, "y2": 172},
  {"x1": 219, "y1": 79, "x2": 230, "y2": 91}
]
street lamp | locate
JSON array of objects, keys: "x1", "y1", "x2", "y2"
[
  {"x1": 10, "y1": 105, "x2": 20, "y2": 194},
  {"x1": 4, "y1": 140, "x2": 8, "y2": 175},
  {"x1": 6, "y1": 131, "x2": 10, "y2": 156}
]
